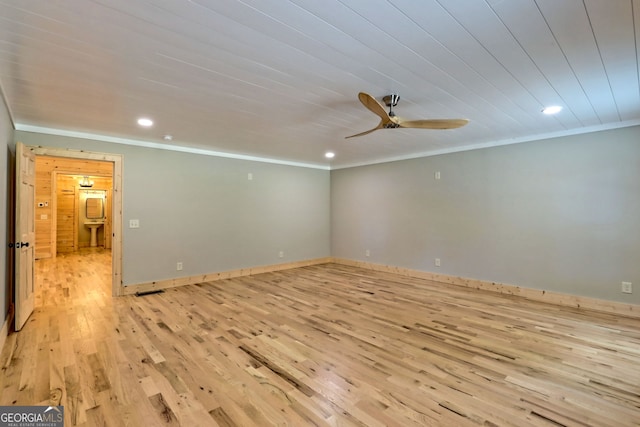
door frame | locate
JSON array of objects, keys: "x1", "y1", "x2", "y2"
[{"x1": 28, "y1": 145, "x2": 124, "y2": 297}]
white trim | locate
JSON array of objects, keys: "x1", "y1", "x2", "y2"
[
  {"x1": 331, "y1": 119, "x2": 640, "y2": 170},
  {"x1": 15, "y1": 124, "x2": 330, "y2": 170},
  {"x1": 16, "y1": 120, "x2": 640, "y2": 171}
]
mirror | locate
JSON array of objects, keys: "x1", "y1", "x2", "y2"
[{"x1": 86, "y1": 198, "x2": 104, "y2": 219}]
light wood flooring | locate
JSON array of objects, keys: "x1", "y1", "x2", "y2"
[{"x1": 1, "y1": 249, "x2": 639, "y2": 426}]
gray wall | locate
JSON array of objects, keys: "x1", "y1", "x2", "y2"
[
  {"x1": 1, "y1": 93, "x2": 14, "y2": 322},
  {"x1": 332, "y1": 126, "x2": 640, "y2": 304},
  {"x1": 15, "y1": 131, "x2": 331, "y2": 286}
]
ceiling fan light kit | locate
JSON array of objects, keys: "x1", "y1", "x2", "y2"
[{"x1": 346, "y1": 92, "x2": 468, "y2": 139}]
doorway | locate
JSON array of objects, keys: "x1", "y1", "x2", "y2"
[
  {"x1": 50, "y1": 173, "x2": 114, "y2": 255},
  {"x1": 29, "y1": 146, "x2": 123, "y2": 297}
]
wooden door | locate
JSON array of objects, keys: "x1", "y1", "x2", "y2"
[
  {"x1": 56, "y1": 188, "x2": 76, "y2": 253},
  {"x1": 15, "y1": 142, "x2": 36, "y2": 331}
]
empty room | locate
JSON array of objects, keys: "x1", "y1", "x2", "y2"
[{"x1": 0, "y1": 1, "x2": 639, "y2": 426}]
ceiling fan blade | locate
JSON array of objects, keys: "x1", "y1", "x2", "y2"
[
  {"x1": 345, "y1": 121, "x2": 384, "y2": 139},
  {"x1": 358, "y1": 92, "x2": 391, "y2": 123},
  {"x1": 398, "y1": 119, "x2": 469, "y2": 129}
]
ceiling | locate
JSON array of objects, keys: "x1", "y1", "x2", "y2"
[{"x1": 1, "y1": 0, "x2": 639, "y2": 169}]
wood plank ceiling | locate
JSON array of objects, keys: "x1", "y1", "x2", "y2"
[{"x1": 0, "y1": 0, "x2": 638, "y2": 168}]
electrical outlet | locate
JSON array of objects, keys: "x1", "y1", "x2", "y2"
[
  {"x1": 435, "y1": 171, "x2": 441, "y2": 180},
  {"x1": 278, "y1": 251, "x2": 284, "y2": 258},
  {"x1": 129, "y1": 219, "x2": 140, "y2": 228},
  {"x1": 176, "y1": 262, "x2": 183, "y2": 271},
  {"x1": 622, "y1": 282, "x2": 632, "y2": 294},
  {"x1": 365, "y1": 249, "x2": 370, "y2": 257},
  {"x1": 435, "y1": 258, "x2": 441, "y2": 267}
]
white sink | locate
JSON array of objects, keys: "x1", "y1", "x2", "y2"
[{"x1": 84, "y1": 221, "x2": 104, "y2": 247}]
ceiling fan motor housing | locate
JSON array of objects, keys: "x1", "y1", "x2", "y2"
[{"x1": 383, "y1": 94, "x2": 400, "y2": 107}]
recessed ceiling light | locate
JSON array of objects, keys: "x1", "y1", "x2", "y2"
[
  {"x1": 542, "y1": 106, "x2": 562, "y2": 115},
  {"x1": 325, "y1": 151, "x2": 335, "y2": 159},
  {"x1": 137, "y1": 117, "x2": 153, "y2": 127},
  {"x1": 163, "y1": 134, "x2": 173, "y2": 141}
]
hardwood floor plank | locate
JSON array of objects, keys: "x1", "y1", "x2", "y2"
[
  {"x1": 63, "y1": 364, "x2": 88, "y2": 425},
  {"x1": 209, "y1": 406, "x2": 237, "y2": 427},
  {"x1": 147, "y1": 393, "x2": 180, "y2": 425}
]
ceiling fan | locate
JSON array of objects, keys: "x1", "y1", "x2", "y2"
[{"x1": 346, "y1": 92, "x2": 469, "y2": 139}]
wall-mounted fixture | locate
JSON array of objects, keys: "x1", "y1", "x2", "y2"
[{"x1": 79, "y1": 176, "x2": 94, "y2": 188}]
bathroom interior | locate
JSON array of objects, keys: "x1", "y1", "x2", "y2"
[
  {"x1": 34, "y1": 156, "x2": 114, "y2": 260},
  {"x1": 53, "y1": 174, "x2": 113, "y2": 255},
  {"x1": 79, "y1": 187, "x2": 108, "y2": 248}
]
